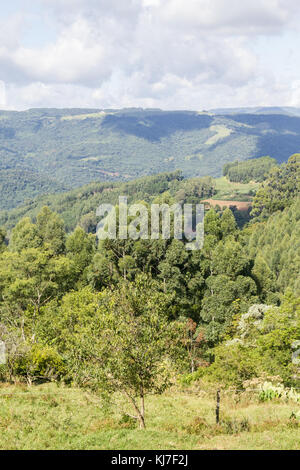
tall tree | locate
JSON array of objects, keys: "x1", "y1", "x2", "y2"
[{"x1": 36, "y1": 207, "x2": 66, "y2": 255}]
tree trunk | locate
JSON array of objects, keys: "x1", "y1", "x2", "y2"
[
  {"x1": 124, "y1": 390, "x2": 146, "y2": 429},
  {"x1": 139, "y1": 415, "x2": 145, "y2": 429},
  {"x1": 140, "y1": 388, "x2": 145, "y2": 429},
  {"x1": 191, "y1": 356, "x2": 195, "y2": 373}
]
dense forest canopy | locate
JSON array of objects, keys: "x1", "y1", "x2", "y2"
[
  {"x1": 223, "y1": 156, "x2": 278, "y2": 183},
  {"x1": 0, "y1": 172, "x2": 217, "y2": 232},
  {"x1": 251, "y1": 153, "x2": 300, "y2": 218}
]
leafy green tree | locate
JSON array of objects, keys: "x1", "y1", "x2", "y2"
[
  {"x1": 204, "y1": 208, "x2": 222, "y2": 239},
  {"x1": 47, "y1": 278, "x2": 184, "y2": 428},
  {"x1": 204, "y1": 294, "x2": 300, "y2": 387},
  {"x1": 0, "y1": 228, "x2": 6, "y2": 253},
  {"x1": 66, "y1": 227, "x2": 95, "y2": 281},
  {"x1": 201, "y1": 274, "x2": 257, "y2": 344},
  {"x1": 252, "y1": 256, "x2": 279, "y2": 304},
  {"x1": 220, "y1": 208, "x2": 237, "y2": 237},
  {"x1": 175, "y1": 176, "x2": 216, "y2": 203},
  {"x1": 210, "y1": 238, "x2": 251, "y2": 279},
  {"x1": 247, "y1": 198, "x2": 300, "y2": 295},
  {"x1": 9, "y1": 218, "x2": 41, "y2": 252},
  {"x1": 118, "y1": 255, "x2": 138, "y2": 280},
  {"x1": 256, "y1": 293, "x2": 300, "y2": 385},
  {"x1": 251, "y1": 154, "x2": 300, "y2": 219},
  {"x1": 87, "y1": 252, "x2": 118, "y2": 289},
  {"x1": 36, "y1": 207, "x2": 66, "y2": 254},
  {"x1": 0, "y1": 247, "x2": 76, "y2": 341},
  {"x1": 79, "y1": 211, "x2": 98, "y2": 233}
]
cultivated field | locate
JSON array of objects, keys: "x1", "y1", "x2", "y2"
[{"x1": 201, "y1": 199, "x2": 252, "y2": 211}]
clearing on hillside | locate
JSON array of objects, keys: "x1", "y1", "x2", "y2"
[{"x1": 201, "y1": 199, "x2": 252, "y2": 211}]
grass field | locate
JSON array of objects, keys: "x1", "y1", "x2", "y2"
[
  {"x1": 0, "y1": 383, "x2": 299, "y2": 450},
  {"x1": 214, "y1": 177, "x2": 259, "y2": 201}
]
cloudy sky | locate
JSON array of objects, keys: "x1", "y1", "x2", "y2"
[{"x1": 1, "y1": 0, "x2": 300, "y2": 110}]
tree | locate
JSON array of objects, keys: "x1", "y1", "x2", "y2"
[
  {"x1": 181, "y1": 318, "x2": 206, "y2": 373},
  {"x1": 205, "y1": 294, "x2": 300, "y2": 387},
  {"x1": 0, "y1": 246, "x2": 76, "y2": 343},
  {"x1": 9, "y1": 218, "x2": 41, "y2": 252},
  {"x1": 251, "y1": 255, "x2": 279, "y2": 304},
  {"x1": 201, "y1": 270, "x2": 258, "y2": 345},
  {"x1": 50, "y1": 278, "x2": 184, "y2": 428},
  {"x1": 251, "y1": 154, "x2": 300, "y2": 219},
  {"x1": 247, "y1": 198, "x2": 300, "y2": 296},
  {"x1": 0, "y1": 228, "x2": 6, "y2": 253},
  {"x1": 220, "y1": 208, "x2": 237, "y2": 237},
  {"x1": 66, "y1": 227, "x2": 95, "y2": 282},
  {"x1": 211, "y1": 238, "x2": 251, "y2": 279},
  {"x1": 204, "y1": 208, "x2": 222, "y2": 239},
  {"x1": 223, "y1": 156, "x2": 277, "y2": 183},
  {"x1": 36, "y1": 206, "x2": 66, "y2": 255}
]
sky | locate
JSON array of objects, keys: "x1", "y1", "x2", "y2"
[{"x1": 0, "y1": 0, "x2": 300, "y2": 111}]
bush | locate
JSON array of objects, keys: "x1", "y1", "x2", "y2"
[
  {"x1": 13, "y1": 344, "x2": 66, "y2": 384},
  {"x1": 259, "y1": 382, "x2": 300, "y2": 403},
  {"x1": 184, "y1": 417, "x2": 209, "y2": 435},
  {"x1": 118, "y1": 414, "x2": 137, "y2": 429},
  {"x1": 184, "y1": 415, "x2": 251, "y2": 436},
  {"x1": 201, "y1": 343, "x2": 260, "y2": 388},
  {"x1": 220, "y1": 416, "x2": 251, "y2": 434}
]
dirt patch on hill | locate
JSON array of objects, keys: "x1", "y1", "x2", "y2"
[{"x1": 201, "y1": 199, "x2": 252, "y2": 211}]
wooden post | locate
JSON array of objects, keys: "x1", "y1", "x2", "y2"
[{"x1": 216, "y1": 389, "x2": 220, "y2": 424}]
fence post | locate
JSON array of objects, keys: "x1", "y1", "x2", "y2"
[{"x1": 216, "y1": 389, "x2": 220, "y2": 424}]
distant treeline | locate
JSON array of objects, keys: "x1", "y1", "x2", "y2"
[
  {"x1": 223, "y1": 156, "x2": 277, "y2": 183},
  {"x1": 0, "y1": 171, "x2": 216, "y2": 232}
]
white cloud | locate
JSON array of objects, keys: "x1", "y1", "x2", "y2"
[
  {"x1": 158, "y1": 0, "x2": 300, "y2": 34},
  {"x1": 0, "y1": 13, "x2": 25, "y2": 50},
  {"x1": 12, "y1": 18, "x2": 109, "y2": 84},
  {"x1": 0, "y1": 81, "x2": 6, "y2": 109},
  {"x1": 1, "y1": 0, "x2": 300, "y2": 109}
]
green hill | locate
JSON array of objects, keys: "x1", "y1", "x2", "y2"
[
  {"x1": 1, "y1": 107, "x2": 300, "y2": 210},
  {"x1": 0, "y1": 170, "x2": 261, "y2": 233}
]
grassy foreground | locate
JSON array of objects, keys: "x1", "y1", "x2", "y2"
[{"x1": 0, "y1": 383, "x2": 299, "y2": 450}]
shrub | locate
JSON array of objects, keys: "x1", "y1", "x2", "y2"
[
  {"x1": 13, "y1": 344, "x2": 66, "y2": 384},
  {"x1": 184, "y1": 417, "x2": 209, "y2": 435},
  {"x1": 259, "y1": 382, "x2": 300, "y2": 403},
  {"x1": 184, "y1": 415, "x2": 251, "y2": 437},
  {"x1": 220, "y1": 416, "x2": 251, "y2": 434}
]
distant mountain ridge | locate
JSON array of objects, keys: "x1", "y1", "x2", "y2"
[
  {"x1": 0, "y1": 107, "x2": 300, "y2": 210},
  {"x1": 210, "y1": 106, "x2": 300, "y2": 116}
]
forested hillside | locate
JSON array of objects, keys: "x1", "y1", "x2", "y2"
[
  {"x1": 0, "y1": 155, "x2": 298, "y2": 394},
  {"x1": 0, "y1": 171, "x2": 255, "y2": 232},
  {"x1": 223, "y1": 156, "x2": 277, "y2": 183},
  {"x1": 0, "y1": 153, "x2": 298, "y2": 450},
  {"x1": 1, "y1": 107, "x2": 300, "y2": 210}
]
